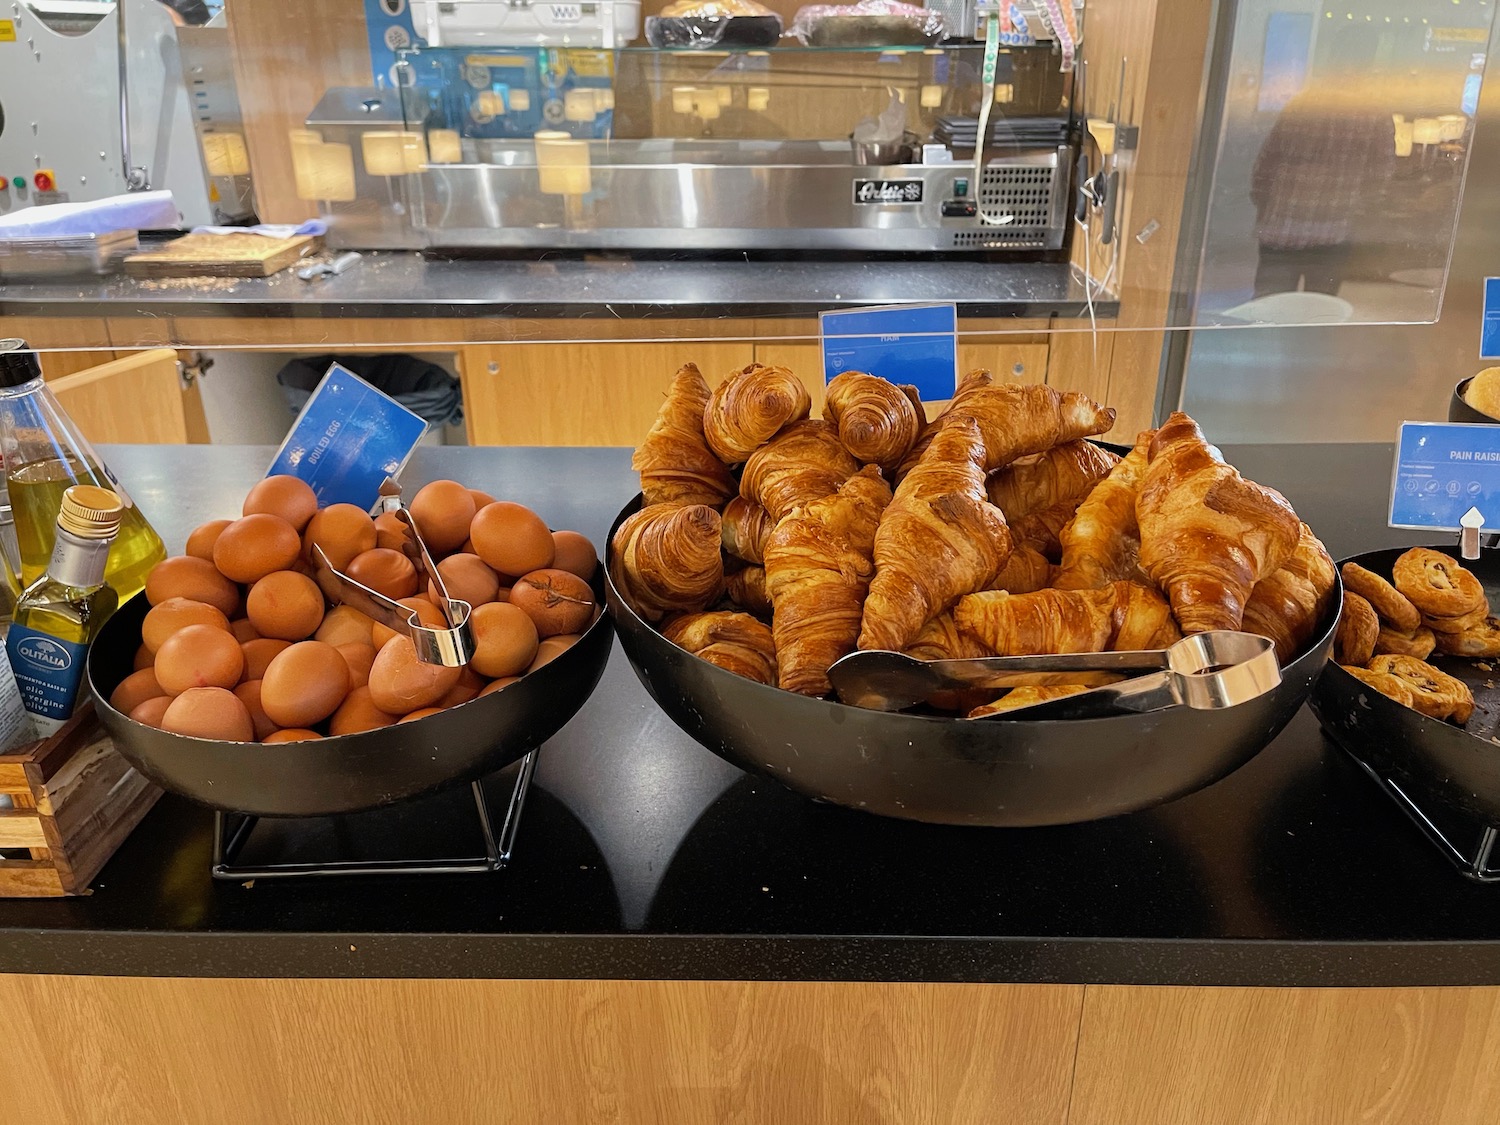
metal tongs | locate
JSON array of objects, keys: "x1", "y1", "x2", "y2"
[
  {"x1": 312, "y1": 481, "x2": 475, "y2": 668},
  {"x1": 827, "y1": 631, "x2": 1281, "y2": 719}
]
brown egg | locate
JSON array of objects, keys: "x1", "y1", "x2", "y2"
[
  {"x1": 468, "y1": 602, "x2": 539, "y2": 679},
  {"x1": 313, "y1": 605, "x2": 375, "y2": 647},
  {"x1": 185, "y1": 519, "x2": 232, "y2": 561},
  {"x1": 467, "y1": 489, "x2": 496, "y2": 510},
  {"x1": 155, "y1": 624, "x2": 245, "y2": 696},
  {"x1": 373, "y1": 511, "x2": 408, "y2": 551},
  {"x1": 368, "y1": 635, "x2": 462, "y2": 714},
  {"x1": 212, "y1": 514, "x2": 302, "y2": 585},
  {"x1": 437, "y1": 666, "x2": 485, "y2": 708},
  {"x1": 371, "y1": 596, "x2": 448, "y2": 649},
  {"x1": 241, "y1": 637, "x2": 292, "y2": 681},
  {"x1": 409, "y1": 480, "x2": 477, "y2": 555},
  {"x1": 328, "y1": 685, "x2": 399, "y2": 735},
  {"x1": 528, "y1": 633, "x2": 581, "y2": 672},
  {"x1": 133, "y1": 644, "x2": 155, "y2": 672},
  {"x1": 346, "y1": 548, "x2": 418, "y2": 599},
  {"x1": 478, "y1": 676, "x2": 521, "y2": 697},
  {"x1": 260, "y1": 641, "x2": 350, "y2": 728},
  {"x1": 146, "y1": 556, "x2": 240, "y2": 617},
  {"x1": 246, "y1": 570, "x2": 325, "y2": 641},
  {"x1": 230, "y1": 618, "x2": 261, "y2": 643},
  {"x1": 459, "y1": 538, "x2": 477, "y2": 555},
  {"x1": 243, "y1": 474, "x2": 319, "y2": 532},
  {"x1": 550, "y1": 530, "x2": 598, "y2": 582},
  {"x1": 399, "y1": 706, "x2": 444, "y2": 723},
  {"x1": 162, "y1": 687, "x2": 254, "y2": 742},
  {"x1": 233, "y1": 680, "x2": 279, "y2": 741},
  {"x1": 470, "y1": 502, "x2": 554, "y2": 577},
  {"x1": 263, "y1": 728, "x2": 323, "y2": 744},
  {"x1": 129, "y1": 696, "x2": 171, "y2": 729},
  {"x1": 141, "y1": 597, "x2": 231, "y2": 654},
  {"x1": 509, "y1": 569, "x2": 596, "y2": 637},
  {"x1": 428, "y1": 553, "x2": 501, "y2": 609},
  {"x1": 111, "y1": 667, "x2": 165, "y2": 715},
  {"x1": 336, "y1": 642, "x2": 377, "y2": 689},
  {"x1": 302, "y1": 504, "x2": 378, "y2": 571}
]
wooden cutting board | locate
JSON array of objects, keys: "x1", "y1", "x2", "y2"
[{"x1": 124, "y1": 232, "x2": 323, "y2": 278}]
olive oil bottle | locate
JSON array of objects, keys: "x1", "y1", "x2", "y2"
[
  {"x1": 7, "y1": 486, "x2": 122, "y2": 737},
  {"x1": 0, "y1": 340, "x2": 166, "y2": 600}
]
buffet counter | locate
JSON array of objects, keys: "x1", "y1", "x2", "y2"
[{"x1": 5, "y1": 443, "x2": 1499, "y2": 1125}]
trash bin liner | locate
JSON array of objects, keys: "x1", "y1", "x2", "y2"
[{"x1": 275, "y1": 354, "x2": 463, "y2": 429}]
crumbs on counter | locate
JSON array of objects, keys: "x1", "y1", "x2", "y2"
[{"x1": 136, "y1": 276, "x2": 245, "y2": 292}]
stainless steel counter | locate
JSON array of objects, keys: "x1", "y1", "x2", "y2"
[{"x1": 0, "y1": 253, "x2": 1112, "y2": 321}]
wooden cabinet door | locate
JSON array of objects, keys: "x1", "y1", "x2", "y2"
[
  {"x1": 48, "y1": 350, "x2": 191, "y2": 445},
  {"x1": 461, "y1": 342, "x2": 756, "y2": 446}
]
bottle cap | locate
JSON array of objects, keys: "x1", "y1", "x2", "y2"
[
  {"x1": 0, "y1": 340, "x2": 42, "y2": 389},
  {"x1": 58, "y1": 486, "x2": 124, "y2": 540}
]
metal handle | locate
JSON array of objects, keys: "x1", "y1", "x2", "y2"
[
  {"x1": 117, "y1": 0, "x2": 149, "y2": 191},
  {"x1": 928, "y1": 648, "x2": 1170, "y2": 690}
]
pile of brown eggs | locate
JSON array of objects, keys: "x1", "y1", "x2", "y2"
[{"x1": 108, "y1": 475, "x2": 598, "y2": 743}]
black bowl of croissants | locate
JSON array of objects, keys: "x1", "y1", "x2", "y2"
[{"x1": 605, "y1": 362, "x2": 1339, "y2": 826}]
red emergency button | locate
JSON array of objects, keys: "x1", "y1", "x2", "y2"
[{"x1": 33, "y1": 170, "x2": 55, "y2": 192}]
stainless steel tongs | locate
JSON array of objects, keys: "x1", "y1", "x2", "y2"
[
  {"x1": 312, "y1": 484, "x2": 475, "y2": 668},
  {"x1": 826, "y1": 631, "x2": 1281, "y2": 719}
]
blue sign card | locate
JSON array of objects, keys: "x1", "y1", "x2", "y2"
[
  {"x1": 1482, "y1": 278, "x2": 1500, "y2": 359},
  {"x1": 819, "y1": 303, "x2": 958, "y2": 402},
  {"x1": 266, "y1": 363, "x2": 427, "y2": 511},
  {"x1": 1390, "y1": 421, "x2": 1500, "y2": 532}
]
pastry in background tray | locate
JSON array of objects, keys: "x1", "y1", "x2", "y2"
[
  {"x1": 740, "y1": 420, "x2": 860, "y2": 521},
  {"x1": 1368, "y1": 654, "x2": 1474, "y2": 723},
  {"x1": 663, "y1": 612, "x2": 777, "y2": 686},
  {"x1": 823, "y1": 370, "x2": 924, "y2": 471},
  {"x1": 1340, "y1": 562, "x2": 1421, "y2": 634},
  {"x1": 1342, "y1": 665, "x2": 1416, "y2": 708},
  {"x1": 1374, "y1": 624, "x2": 1436, "y2": 660},
  {"x1": 859, "y1": 415, "x2": 1011, "y2": 653},
  {"x1": 1052, "y1": 432, "x2": 1152, "y2": 591},
  {"x1": 703, "y1": 363, "x2": 812, "y2": 465},
  {"x1": 1241, "y1": 524, "x2": 1337, "y2": 665},
  {"x1": 1138, "y1": 412, "x2": 1301, "y2": 635},
  {"x1": 1434, "y1": 615, "x2": 1500, "y2": 658},
  {"x1": 1393, "y1": 547, "x2": 1487, "y2": 621},
  {"x1": 1334, "y1": 591, "x2": 1379, "y2": 666},
  {"x1": 633, "y1": 363, "x2": 735, "y2": 509},
  {"x1": 1464, "y1": 367, "x2": 1500, "y2": 421},
  {"x1": 611, "y1": 502, "x2": 724, "y2": 622}
]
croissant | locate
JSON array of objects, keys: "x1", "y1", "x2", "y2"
[
  {"x1": 721, "y1": 496, "x2": 775, "y2": 564},
  {"x1": 740, "y1": 420, "x2": 861, "y2": 521},
  {"x1": 955, "y1": 582, "x2": 1179, "y2": 656},
  {"x1": 610, "y1": 503, "x2": 724, "y2": 623},
  {"x1": 987, "y1": 545, "x2": 1052, "y2": 593},
  {"x1": 968, "y1": 685, "x2": 1090, "y2": 718},
  {"x1": 958, "y1": 384, "x2": 1117, "y2": 472},
  {"x1": 1242, "y1": 523, "x2": 1337, "y2": 663},
  {"x1": 1010, "y1": 501, "x2": 1084, "y2": 560},
  {"x1": 896, "y1": 368, "x2": 993, "y2": 480},
  {"x1": 1052, "y1": 431, "x2": 1153, "y2": 590},
  {"x1": 663, "y1": 611, "x2": 777, "y2": 685},
  {"x1": 859, "y1": 415, "x2": 1012, "y2": 652},
  {"x1": 632, "y1": 363, "x2": 735, "y2": 508},
  {"x1": 703, "y1": 363, "x2": 811, "y2": 464},
  {"x1": 764, "y1": 466, "x2": 893, "y2": 695},
  {"x1": 986, "y1": 441, "x2": 1120, "y2": 521},
  {"x1": 823, "y1": 371, "x2": 924, "y2": 470},
  {"x1": 1138, "y1": 412, "x2": 1301, "y2": 634},
  {"x1": 906, "y1": 612, "x2": 993, "y2": 660},
  {"x1": 726, "y1": 565, "x2": 772, "y2": 618}
]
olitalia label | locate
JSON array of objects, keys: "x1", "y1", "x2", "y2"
[{"x1": 7, "y1": 626, "x2": 87, "y2": 733}]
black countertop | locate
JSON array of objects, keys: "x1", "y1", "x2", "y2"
[
  {"x1": 0, "y1": 254, "x2": 1112, "y2": 321},
  {"x1": 3, "y1": 441, "x2": 1497, "y2": 988}
]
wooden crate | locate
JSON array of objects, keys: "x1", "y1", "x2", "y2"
[{"x1": 0, "y1": 704, "x2": 161, "y2": 897}]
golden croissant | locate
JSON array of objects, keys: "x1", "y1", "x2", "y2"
[
  {"x1": 958, "y1": 383, "x2": 1117, "y2": 472},
  {"x1": 1052, "y1": 431, "x2": 1152, "y2": 590},
  {"x1": 663, "y1": 611, "x2": 777, "y2": 685},
  {"x1": 896, "y1": 368, "x2": 993, "y2": 480},
  {"x1": 721, "y1": 496, "x2": 775, "y2": 564},
  {"x1": 1010, "y1": 501, "x2": 1084, "y2": 560},
  {"x1": 765, "y1": 465, "x2": 893, "y2": 695},
  {"x1": 703, "y1": 362, "x2": 811, "y2": 464},
  {"x1": 906, "y1": 612, "x2": 992, "y2": 660},
  {"x1": 726, "y1": 564, "x2": 772, "y2": 619},
  {"x1": 986, "y1": 441, "x2": 1120, "y2": 521},
  {"x1": 823, "y1": 371, "x2": 925, "y2": 470},
  {"x1": 968, "y1": 685, "x2": 1090, "y2": 718},
  {"x1": 987, "y1": 545, "x2": 1052, "y2": 593},
  {"x1": 1241, "y1": 523, "x2": 1337, "y2": 663},
  {"x1": 859, "y1": 414, "x2": 1012, "y2": 652},
  {"x1": 610, "y1": 502, "x2": 724, "y2": 623},
  {"x1": 740, "y1": 419, "x2": 861, "y2": 521},
  {"x1": 1138, "y1": 412, "x2": 1301, "y2": 634},
  {"x1": 954, "y1": 582, "x2": 1180, "y2": 656},
  {"x1": 632, "y1": 363, "x2": 735, "y2": 508}
]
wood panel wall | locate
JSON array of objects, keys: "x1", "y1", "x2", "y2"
[{"x1": 6, "y1": 975, "x2": 1500, "y2": 1125}]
